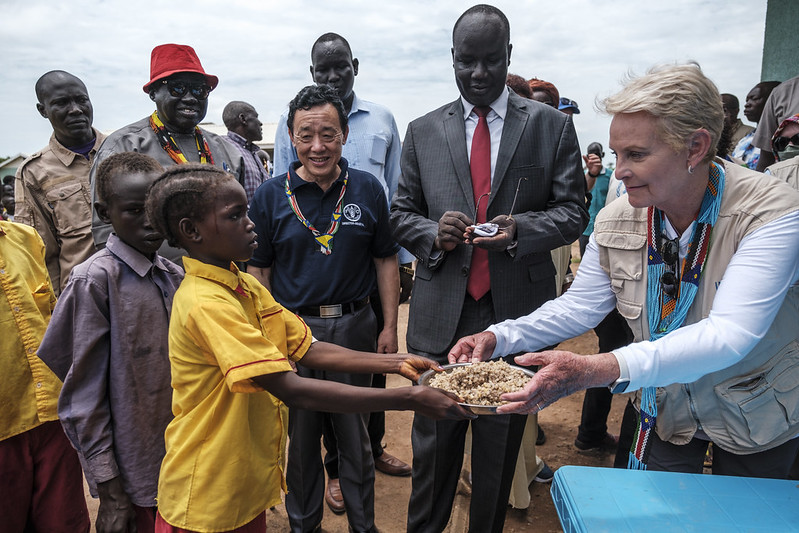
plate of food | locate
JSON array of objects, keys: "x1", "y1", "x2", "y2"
[{"x1": 417, "y1": 360, "x2": 535, "y2": 415}]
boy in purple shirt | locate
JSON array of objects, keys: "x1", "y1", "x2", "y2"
[{"x1": 39, "y1": 152, "x2": 184, "y2": 533}]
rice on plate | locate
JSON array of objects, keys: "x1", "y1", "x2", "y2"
[{"x1": 427, "y1": 360, "x2": 531, "y2": 406}]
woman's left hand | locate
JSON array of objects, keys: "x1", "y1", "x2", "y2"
[{"x1": 495, "y1": 350, "x2": 620, "y2": 414}]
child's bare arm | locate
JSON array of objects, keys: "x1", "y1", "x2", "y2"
[
  {"x1": 296, "y1": 341, "x2": 438, "y2": 382},
  {"x1": 252, "y1": 370, "x2": 475, "y2": 421}
]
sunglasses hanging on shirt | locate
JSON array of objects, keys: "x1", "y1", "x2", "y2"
[{"x1": 659, "y1": 236, "x2": 680, "y2": 297}]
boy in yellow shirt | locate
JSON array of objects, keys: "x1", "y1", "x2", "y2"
[{"x1": 145, "y1": 164, "x2": 472, "y2": 533}]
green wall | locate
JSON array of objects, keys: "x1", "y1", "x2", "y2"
[{"x1": 762, "y1": 0, "x2": 799, "y2": 82}]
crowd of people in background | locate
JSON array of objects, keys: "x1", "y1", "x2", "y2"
[{"x1": 3, "y1": 3, "x2": 799, "y2": 533}]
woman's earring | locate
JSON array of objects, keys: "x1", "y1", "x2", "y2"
[{"x1": 688, "y1": 164, "x2": 694, "y2": 174}]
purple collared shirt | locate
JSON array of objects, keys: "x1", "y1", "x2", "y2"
[
  {"x1": 38, "y1": 233, "x2": 184, "y2": 507},
  {"x1": 224, "y1": 131, "x2": 270, "y2": 202}
]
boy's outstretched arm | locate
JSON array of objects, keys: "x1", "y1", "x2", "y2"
[
  {"x1": 252, "y1": 366, "x2": 475, "y2": 421},
  {"x1": 296, "y1": 341, "x2": 440, "y2": 383}
]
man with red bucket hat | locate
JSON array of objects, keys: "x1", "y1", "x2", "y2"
[{"x1": 90, "y1": 43, "x2": 244, "y2": 256}]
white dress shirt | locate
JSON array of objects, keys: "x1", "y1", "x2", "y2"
[{"x1": 461, "y1": 88, "x2": 509, "y2": 184}]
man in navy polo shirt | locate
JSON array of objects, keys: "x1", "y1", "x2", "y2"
[{"x1": 248, "y1": 84, "x2": 398, "y2": 533}]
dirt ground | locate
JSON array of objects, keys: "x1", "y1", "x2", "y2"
[{"x1": 84, "y1": 253, "x2": 627, "y2": 533}]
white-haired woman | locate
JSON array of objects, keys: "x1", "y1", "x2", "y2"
[{"x1": 449, "y1": 63, "x2": 799, "y2": 477}]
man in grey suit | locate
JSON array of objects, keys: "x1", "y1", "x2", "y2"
[{"x1": 390, "y1": 5, "x2": 587, "y2": 532}]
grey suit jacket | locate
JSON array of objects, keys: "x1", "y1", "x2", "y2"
[{"x1": 390, "y1": 91, "x2": 587, "y2": 354}]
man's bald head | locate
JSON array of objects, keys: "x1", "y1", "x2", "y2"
[
  {"x1": 34, "y1": 70, "x2": 94, "y2": 148},
  {"x1": 311, "y1": 32, "x2": 353, "y2": 61},
  {"x1": 222, "y1": 101, "x2": 255, "y2": 129},
  {"x1": 35, "y1": 70, "x2": 86, "y2": 103},
  {"x1": 451, "y1": 5, "x2": 512, "y2": 107},
  {"x1": 222, "y1": 100, "x2": 263, "y2": 143},
  {"x1": 310, "y1": 32, "x2": 359, "y2": 113},
  {"x1": 453, "y1": 4, "x2": 510, "y2": 46}
]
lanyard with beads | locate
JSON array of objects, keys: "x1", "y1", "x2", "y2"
[
  {"x1": 284, "y1": 172, "x2": 348, "y2": 255},
  {"x1": 149, "y1": 111, "x2": 214, "y2": 165},
  {"x1": 629, "y1": 161, "x2": 724, "y2": 471}
]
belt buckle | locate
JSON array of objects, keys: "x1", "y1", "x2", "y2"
[{"x1": 319, "y1": 304, "x2": 343, "y2": 318}]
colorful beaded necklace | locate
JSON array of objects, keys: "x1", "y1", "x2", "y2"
[
  {"x1": 629, "y1": 160, "x2": 725, "y2": 470},
  {"x1": 284, "y1": 171, "x2": 348, "y2": 255},
  {"x1": 149, "y1": 112, "x2": 214, "y2": 165}
]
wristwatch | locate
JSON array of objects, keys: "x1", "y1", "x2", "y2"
[
  {"x1": 609, "y1": 377, "x2": 630, "y2": 394},
  {"x1": 608, "y1": 352, "x2": 630, "y2": 394}
]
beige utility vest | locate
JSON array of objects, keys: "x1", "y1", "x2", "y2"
[
  {"x1": 594, "y1": 160, "x2": 799, "y2": 453},
  {"x1": 767, "y1": 158, "x2": 799, "y2": 190}
]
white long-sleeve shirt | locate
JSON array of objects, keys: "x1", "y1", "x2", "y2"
[{"x1": 488, "y1": 210, "x2": 799, "y2": 392}]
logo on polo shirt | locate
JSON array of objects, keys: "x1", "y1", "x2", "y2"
[{"x1": 343, "y1": 204, "x2": 362, "y2": 222}]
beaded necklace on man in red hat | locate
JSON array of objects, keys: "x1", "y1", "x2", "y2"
[{"x1": 143, "y1": 44, "x2": 219, "y2": 166}]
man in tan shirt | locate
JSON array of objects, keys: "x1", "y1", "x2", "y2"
[{"x1": 15, "y1": 71, "x2": 104, "y2": 295}]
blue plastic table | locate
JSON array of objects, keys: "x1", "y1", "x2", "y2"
[{"x1": 551, "y1": 465, "x2": 799, "y2": 532}]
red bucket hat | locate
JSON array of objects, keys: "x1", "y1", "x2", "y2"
[{"x1": 142, "y1": 43, "x2": 219, "y2": 93}]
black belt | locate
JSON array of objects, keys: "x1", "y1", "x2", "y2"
[{"x1": 296, "y1": 297, "x2": 370, "y2": 318}]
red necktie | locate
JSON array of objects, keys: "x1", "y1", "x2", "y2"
[{"x1": 467, "y1": 106, "x2": 491, "y2": 300}]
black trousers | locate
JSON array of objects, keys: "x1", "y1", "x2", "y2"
[
  {"x1": 614, "y1": 400, "x2": 799, "y2": 479},
  {"x1": 406, "y1": 294, "x2": 527, "y2": 533},
  {"x1": 285, "y1": 306, "x2": 377, "y2": 533},
  {"x1": 647, "y1": 433, "x2": 799, "y2": 478},
  {"x1": 576, "y1": 309, "x2": 633, "y2": 445},
  {"x1": 323, "y1": 293, "x2": 387, "y2": 479},
  {"x1": 614, "y1": 399, "x2": 639, "y2": 468}
]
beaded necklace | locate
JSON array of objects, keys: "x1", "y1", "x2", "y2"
[
  {"x1": 149, "y1": 112, "x2": 214, "y2": 165},
  {"x1": 629, "y1": 161, "x2": 725, "y2": 470},
  {"x1": 284, "y1": 171, "x2": 348, "y2": 255}
]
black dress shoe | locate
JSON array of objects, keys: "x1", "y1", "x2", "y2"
[{"x1": 574, "y1": 432, "x2": 619, "y2": 454}]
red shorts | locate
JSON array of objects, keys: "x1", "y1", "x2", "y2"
[
  {"x1": 155, "y1": 510, "x2": 266, "y2": 533},
  {"x1": 134, "y1": 505, "x2": 157, "y2": 532},
  {"x1": 0, "y1": 420, "x2": 90, "y2": 532}
]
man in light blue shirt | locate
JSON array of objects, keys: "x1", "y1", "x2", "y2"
[
  {"x1": 273, "y1": 34, "x2": 411, "y2": 264},
  {"x1": 273, "y1": 32, "x2": 414, "y2": 517},
  {"x1": 274, "y1": 37, "x2": 395, "y2": 189}
]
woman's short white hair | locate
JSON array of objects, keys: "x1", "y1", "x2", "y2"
[{"x1": 600, "y1": 63, "x2": 723, "y2": 163}]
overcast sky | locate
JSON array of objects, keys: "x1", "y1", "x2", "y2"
[{"x1": 1, "y1": 0, "x2": 767, "y2": 160}]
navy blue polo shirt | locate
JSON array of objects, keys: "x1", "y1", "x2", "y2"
[{"x1": 248, "y1": 158, "x2": 399, "y2": 310}]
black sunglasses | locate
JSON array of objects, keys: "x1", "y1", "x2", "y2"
[
  {"x1": 773, "y1": 133, "x2": 799, "y2": 152},
  {"x1": 161, "y1": 79, "x2": 212, "y2": 100},
  {"x1": 659, "y1": 237, "x2": 680, "y2": 297}
]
